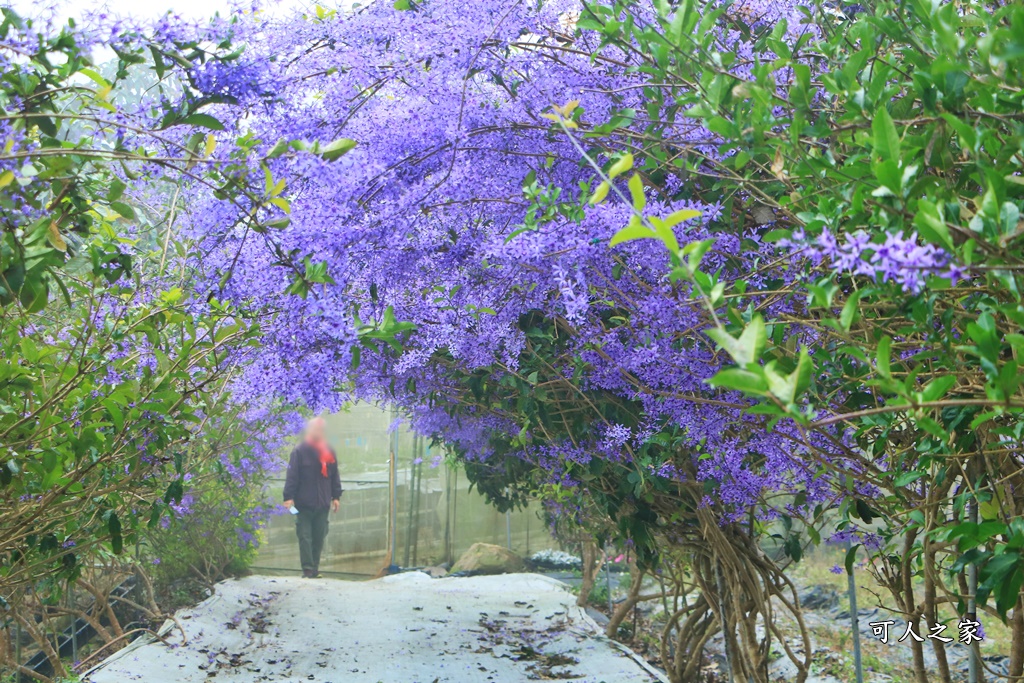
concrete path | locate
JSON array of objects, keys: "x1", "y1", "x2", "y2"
[{"x1": 85, "y1": 573, "x2": 667, "y2": 683}]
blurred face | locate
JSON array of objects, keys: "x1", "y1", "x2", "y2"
[{"x1": 305, "y1": 417, "x2": 326, "y2": 444}]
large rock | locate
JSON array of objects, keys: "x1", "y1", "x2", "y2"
[
  {"x1": 798, "y1": 584, "x2": 839, "y2": 611},
  {"x1": 450, "y1": 543, "x2": 524, "y2": 575}
]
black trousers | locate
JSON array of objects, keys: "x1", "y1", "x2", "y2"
[{"x1": 295, "y1": 507, "x2": 330, "y2": 572}]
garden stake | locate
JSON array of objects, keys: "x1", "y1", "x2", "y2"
[
  {"x1": 845, "y1": 540, "x2": 864, "y2": 683},
  {"x1": 604, "y1": 547, "x2": 613, "y2": 614}
]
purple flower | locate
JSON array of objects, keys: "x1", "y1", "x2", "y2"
[{"x1": 782, "y1": 229, "x2": 966, "y2": 293}]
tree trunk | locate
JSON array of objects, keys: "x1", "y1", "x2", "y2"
[
  {"x1": 577, "y1": 540, "x2": 602, "y2": 607},
  {"x1": 1010, "y1": 597, "x2": 1024, "y2": 681},
  {"x1": 605, "y1": 564, "x2": 647, "y2": 638}
]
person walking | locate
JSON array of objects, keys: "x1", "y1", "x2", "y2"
[{"x1": 283, "y1": 417, "x2": 341, "y2": 578}]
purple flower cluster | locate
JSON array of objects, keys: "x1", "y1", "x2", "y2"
[
  {"x1": 828, "y1": 528, "x2": 884, "y2": 552},
  {"x1": 782, "y1": 228, "x2": 967, "y2": 293},
  {"x1": 189, "y1": 58, "x2": 270, "y2": 105},
  {"x1": 1, "y1": 0, "x2": 932, "y2": 558},
  {"x1": 145, "y1": 0, "x2": 860, "y2": 527}
]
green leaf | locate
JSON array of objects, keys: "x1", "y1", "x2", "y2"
[
  {"x1": 664, "y1": 208, "x2": 701, "y2": 228},
  {"x1": 589, "y1": 181, "x2": 610, "y2": 205},
  {"x1": 318, "y1": 138, "x2": 358, "y2": 161},
  {"x1": 627, "y1": 173, "x2": 646, "y2": 211},
  {"x1": 921, "y1": 375, "x2": 956, "y2": 402},
  {"x1": 110, "y1": 201, "x2": 136, "y2": 220},
  {"x1": 681, "y1": 238, "x2": 715, "y2": 274},
  {"x1": 164, "y1": 479, "x2": 184, "y2": 504},
  {"x1": 997, "y1": 566, "x2": 1024, "y2": 615},
  {"x1": 107, "y1": 178, "x2": 127, "y2": 203},
  {"x1": 855, "y1": 499, "x2": 876, "y2": 524},
  {"x1": 950, "y1": 548, "x2": 990, "y2": 573},
  {"x1": 648, "y1": 217, "x2": 681, "y2": 253},
  {"x1": 894, "y1": 471, "x2": 924, "y2": 487},
  {"x1": 792, "y1": 346, "x2": 813, "y2": 398},
  {"x1": 266, "y1": 138, "x2": 291, "y2": 159},
  {"x1": 764, "y1": 363, "x2": 793, "y2": 403},
  {"x1": 844, "y1": 543, "x2": 860, "y2": 574},
  {"x1": 915, "y1": 415, "x2": 947, "y2": 438},
  {"x1": 785, "y1": 535, "x2": 803, "y2": 562},
  {"x1": 107, "y1": 511, "x2": 123, "y2": 554},
  {"x1": 969, "y1": 410, "x2": 1001, "y2": 429},
  {"x1": 148, "y1": 504, "x2": 164, "y2": 530},
  {"x1": 19, "y1": 279, "x2": 49, "y2": 313},
  {"x1": 941, "y1": 113, "x2": 976, "y2": 152},
  {"x1": 706, "y1": 315, "x2": 766, "y2": 367},
  {"x1": 180, "y1": 113, "x2": 225, "y2": 131},
  {"x1": 914, "y1": 199, "x2": 954, "y2": 250},
  {"x1": 876, "y1": 335, "x2": 892, "y2": 379},
  {"x1": 102, "y1": 399, "x2": 124, "y2": 432},
  {"x1": 608, "y1": 153, "x2": 634, "y2": 179},
  {"x1": 839, "y1": 290, "x2": 864, "y2": 331},
  {"x1": 707, "y1": 367, "x2": 770, "y2": 396},
  {"x1": 609, "y1": 220, "x2": 656, "y2": 247},
  {"x1": 763, "y1": 348, "x2": 811, "y2": 405},
  {"x1": 150, "y1": 46, "x2": 166, "y2": 79},
  {"x1": 872, "y1": 106, "x2": 900, "y2": 162}
]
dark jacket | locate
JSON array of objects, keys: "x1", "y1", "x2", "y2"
[{"x1": 283, "y1": 442, "x2": 342, "y2": 510}]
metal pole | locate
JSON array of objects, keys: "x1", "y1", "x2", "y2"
[
  {"x1": 403, "y1": 435, "x2": 417, "y2": 568},
  {"x1": 69, "y1": 585, "x2": 78, "y2": 667},
  {"x1": 411, "y1": 439, "x2": 422, "y2": 566},
  {"x1": 443, "y1": 463, "x2": 452, "y2": 564},
  {"x1": 968, "y1": 491, "x2": 980, "y2": 683},
  {"x1": 505, "y1": 509, "x2": 512, "y2": 550},
  {"x1": 525, "y1": 510, "x2": 530, "y2": 555},
  {"x1": 451, "y1": 466, "x2": 458, "y2": 563},
  {"x1": 844, "y1": 540, "x2": 864, "y2": 683},
  {"x1": 388, "y1": 408, "x2": 398, "y2": 566}
]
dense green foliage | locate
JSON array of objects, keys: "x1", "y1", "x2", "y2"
[
  {"x1": 647, "y1": 0, "x2": 1024, "y2": 624},
  {"x1": 0, "y1": 9, "x2": 289, "y2": 617},
  {"x1": 585, "y1": 0, "x2": 1024, "y2": 675}
]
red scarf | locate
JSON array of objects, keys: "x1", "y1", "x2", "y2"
[{"x1": 314, "y1": 442, "x2": 335, "y2": 478}]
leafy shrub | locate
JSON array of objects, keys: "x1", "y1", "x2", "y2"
[{"x1": 143, "y1": 415, "x2": 291, "y2": 594}]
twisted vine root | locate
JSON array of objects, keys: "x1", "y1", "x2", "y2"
[{"x1": 654, "y1": 510, "x2": 811, "y2": 683}]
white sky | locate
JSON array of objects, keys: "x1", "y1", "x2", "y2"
[
  {"x1": 5, "y1": 0, "x2": 313, "y2": 24},
  {"x1": 7, "y1": 0, "x2": 227, "y2": 21}
]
